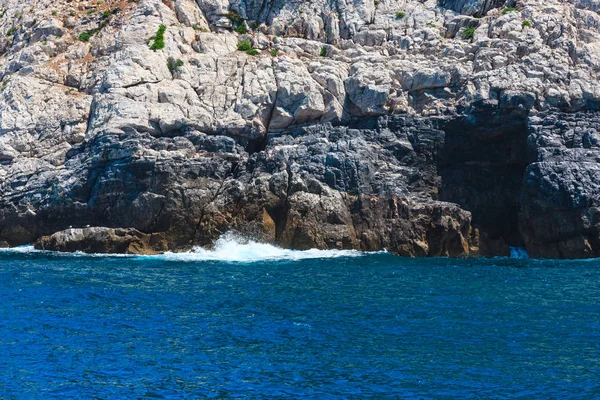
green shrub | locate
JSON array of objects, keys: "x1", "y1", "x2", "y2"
[
  {"x1": 101, "y1": 10, "x2": 111, "y2": 19},
  {"x1": 6, "y1": 26, "x2": 16, "y2": 36},
  {"x1": 237, "y1": 39, "x2": 260, "y2": 55},
  {"x1": 462, "y1": 26, "x2": 476, "y2": 39},
  {"x1": 320, "y1": 46, "x2": 327, "y2": 57},
  {"x1": 395, "y1": 11, "x2": 405, "y2": 19},
  {"x1": 150, "y1": 24, "x2": 166, "y2": 50},
  {"x1": 227, "y1": 10, "x2": 244, "y2": 25},
  {"x1": 167, "y1": 59, "x2": 184, "y2": 72},
  {"x1": 235, "y1": 24, "x2": 247, "y2": 34},
  {"x1": 237, "y1": 40, "x2": 252, "y2": 52},
  {"x1": 78, "y1": 29, "x2": 99, "y2": 42},
  {"x1": 502, "y1": 7, "x2": 517, "y2": 14},
  {"x1": 522, "y1": 20, "x2": 531, "y2": 27},
  {"x1": 86, "y1": 9, "x2": 96, "y2": 15},
  {"x1": 270, "y1": 48, "x2": 279, "y2": 57},
  {"x1": 2, "y1": 77, "x2": 11, "y2": 91}
]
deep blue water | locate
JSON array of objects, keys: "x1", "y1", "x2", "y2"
[{"x1": 1, "y1": 247, "x2": 599, "y2": 398}]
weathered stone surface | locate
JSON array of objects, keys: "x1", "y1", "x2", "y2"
[
  {"x1": 34, "y1": 227, "x2": 169, "y2": 255},
  {"x1": 519, "y1": 112, "x2": 600, "y2": 258}
]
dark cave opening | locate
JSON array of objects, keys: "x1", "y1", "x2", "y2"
[{"x1": 438, "y1": 111, "x2": 530, "y2": 254}]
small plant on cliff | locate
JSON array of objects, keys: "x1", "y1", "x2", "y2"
[
  {"x1": 1, "y1": 76, "x2": 10, "y2": 91},
  {"x1": 395, "y1": 11, "x2": 406, "y2": 19},
  {"x1": 78, "y1": 29, "x2": 99, "y2": 42},
  {"x1": 227, "y1": 10, "x2": 244, "y2": 25},
  {"x1": 522, "y1": 20, "x2": 531, "y2": 27},
  {"x1": 150, "y1": 24, "x2": 166, "y2": 50},
  {"x1": 237, "y1": 40, "x2": 260, "y2": 56},
  {"x1": 270, "y1": 48, "x2": 279, "y2": 57},
  {"x1": 6, "y1": 26, "x2": 16, "y2": 36},
  {"x1": 235, "y1": 24, "x2": 247, "y2": 34},
  {"x1": 237, "y1": 40, "x2": 252, "y2": 52},
  {"x1": 462, "y1": 26, "x2": 476, "y2": 39},
  {"x1": 320, "y1": 46, "x2": 327, "y2": 57},
  {"x1": 167, "y1": 58, "x2": 184, "y2": 73},
  {"x1": 502, "y1": 7, "x2": 517, "y2": 14}
]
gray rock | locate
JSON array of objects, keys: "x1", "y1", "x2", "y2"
[{"x1": 34, "y1": 227, "x2": 169, "y2": 254}]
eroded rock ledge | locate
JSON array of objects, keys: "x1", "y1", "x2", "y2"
[
  {"x1": 35, "y1": 227, "x2": 168, "y2": 255},
  {"x1": 14, "y1": 111, "x2": 600, "y2": 258}
]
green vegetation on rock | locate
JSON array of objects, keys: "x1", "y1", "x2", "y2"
[
  {"x1": 78, "y1": 29, "x2": 99, "y2": 42},
  {"x1": 150, "y1": 24, "x2": 166, "y2": 51},
  {"x1": 462, "y1": 26, "x2": 475, "y2": 39},
  {"x1": 237, "y1": 40, "x2": 252, "y2": 52},
  {"x1": 167, "y1": 59, "x2": 184, "y2": 73},
  {"x1": 235, "y1": 24, "x2": 247, "y2": 34}
]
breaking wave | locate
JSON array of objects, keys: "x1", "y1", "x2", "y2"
[
  {"x1": 156, "y1": 233, "x2": 366, "y2": 263},
  {"x1": 0, "y1": 234, "x2": 368, "y2": 262}
]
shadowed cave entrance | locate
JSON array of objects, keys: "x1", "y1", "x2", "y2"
[{"x1": 438, "y1": 111, "x2": 529, "y2": 255}]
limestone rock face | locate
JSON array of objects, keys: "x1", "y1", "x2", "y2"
[{"x1": 0, "y1": 0, "x2": 599, "y2": 257}]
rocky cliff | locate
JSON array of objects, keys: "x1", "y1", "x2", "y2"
[{"x1": 0, "y1": 0, "x2": 599, "y2": 257}]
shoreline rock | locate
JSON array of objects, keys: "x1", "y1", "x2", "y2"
[{"x1": 34, "y1": 228, "x2": 169, "y2": 255}]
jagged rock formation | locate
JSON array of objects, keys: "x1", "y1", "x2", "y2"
[{"x1": 1, "y1": 0, "x2": 599, "y2": 257}]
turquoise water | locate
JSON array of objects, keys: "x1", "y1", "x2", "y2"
[{"x1": 1, "y1": 243, "x2": 599, "y2": 398}]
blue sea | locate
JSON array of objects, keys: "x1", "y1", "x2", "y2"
[{"x1": 1, "y1": 237, "x2": 599, "y2": 398}]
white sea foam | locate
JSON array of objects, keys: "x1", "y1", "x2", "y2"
[
  {"x1": 0, "y1": 234, "x2": 368, "y2": 262},
  {"x1": 0, "y1": 245, "x2": 136, "y2": 257},
  {"x1": 155, "y1": 233, "x2": 365, "y2": 263},
  {"x1": 0, "y1": 245, "x2": 37, "y2": 253}
]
